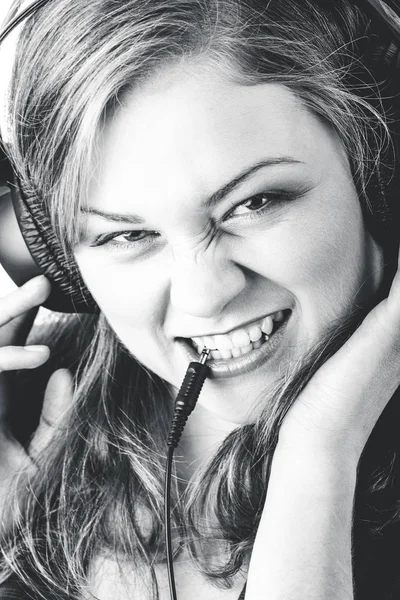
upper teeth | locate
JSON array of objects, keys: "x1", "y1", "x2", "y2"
[{"x1": 191, "y1": 310, "x2": 285, "y2": 352}]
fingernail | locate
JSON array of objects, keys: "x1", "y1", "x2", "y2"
[{"x1": 24, "y1": 345, "x2": 49, "y2": 353}]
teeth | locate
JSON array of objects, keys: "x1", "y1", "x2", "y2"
[
  {"x1": 195, "y1": 339, "x2": 266, "y2": 360},
  {"x1": 249, "y1": 325, "x2": 262, "y2": 342},
  {"x1": 261, "y1": 316, "x2": 273, "y2": 335},
  {"x1": 231, "y1": 329, "x2": 250, "y2": 348},
  {"x1": 191, "y1": 310, "x2": 287, "y2": 354},
  {"x1": 240, "y1": 343, "x2": 253, "y2": 356},
  {"x1": 204, "y1": 336, "x2": 216, "y2": 349},
  {"x1": 214, "y1": 334, "x2": 234, "y2": 351},
  {"x1": 194, "y1": 337, "x2": 271, "y2": 360}
]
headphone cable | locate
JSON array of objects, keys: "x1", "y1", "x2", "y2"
[
  {"x1": 165, "y1": 347, "x2": 210, "y2": 600},
  {"x1": 164, "y1": 348, "x2": 247, "y2": 599}
]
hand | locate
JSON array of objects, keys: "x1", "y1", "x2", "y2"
[
  {"x1": 278, "y1": 246, "x2": 400, "y2": 463},
  {"x1": 0, "y1": 276, "x2": 73, "y2": 522}
]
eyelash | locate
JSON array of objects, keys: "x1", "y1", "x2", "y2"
[
  {"x1": 90, "y1": 190, "x2": 300, "y2": 251},
  {"x1": 225, "y1": 190, "x2": 298, "y2": 220}
]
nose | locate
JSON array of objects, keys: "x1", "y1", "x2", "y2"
[{"x1": 169, "y1": 244, "x2": 246, "y2": 318}]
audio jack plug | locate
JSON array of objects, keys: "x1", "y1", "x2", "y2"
[{"x1": 167, "y1": 347, "x2": 211, "y2": 449}]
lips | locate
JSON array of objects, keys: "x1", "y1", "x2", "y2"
[{"x1": 178, "y1": 309, "x2": 292, "y2": 379}]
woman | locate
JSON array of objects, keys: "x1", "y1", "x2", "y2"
[{"x1": 0, "y1": 0, "x2": 400, "y2": 598}]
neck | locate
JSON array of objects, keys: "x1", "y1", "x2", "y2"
[{"x1": 177, "y1": 405, "x2": 239, "y2": 481}]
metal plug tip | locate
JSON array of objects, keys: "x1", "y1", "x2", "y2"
[{"x1": 199, "y1": 347, "x2": 211, "y2": 364}]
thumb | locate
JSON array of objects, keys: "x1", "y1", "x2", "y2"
[{"x1": 29, "y1": 369, "x2": 74, "y2": 459}]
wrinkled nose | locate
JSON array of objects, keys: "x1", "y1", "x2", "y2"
[{"x1": 169, "y1": 246, "x2": 246, "y2": 318}]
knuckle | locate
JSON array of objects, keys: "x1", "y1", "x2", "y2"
[{"x1": 39, "y1": 415, "x2": 54, "y2": 429}]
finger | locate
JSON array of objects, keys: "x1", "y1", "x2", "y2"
[
  {"x1": 0, "y1": 428, "x2": 32, "y2": 476},
  {"x1": 0, "y1": 309, "x2": 39, "y2": 349},
  {"x1": 305, "y1": 303, "x2": 400, "y2": 437},
  {"x1": 0, "y1": 275, "x2": 51, "y2": 329},
  {"x1": 7, "y1": 308, "x2": 40, "y2": 346},
  {"x1": 0, "y1": 430, "x2": 35, "y2": 529},
  {"x1": 0, "y1": 345, "x2": 50, "y2": 373},
  {"x1": 31, "y1": 369, "x2": 74, "y2": 456}
]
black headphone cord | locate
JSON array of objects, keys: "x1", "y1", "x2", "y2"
[
  {"x1": 164, "y1": 347, "x2": 247, "y2": 599},
  {"x1": 165, "y1": 347, "x2": 210, "y2": 600}
]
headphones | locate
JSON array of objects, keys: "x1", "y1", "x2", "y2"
[{"x1": 0, "y1": 0, "x2": 399, "y2": 313}]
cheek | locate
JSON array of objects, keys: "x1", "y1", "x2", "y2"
[
  {"x1": 76, "y1": 253, "x2": 168, "y2": 347},
  {"x1": 244, "y1": 193, "x2": 369, "y2": 319}
]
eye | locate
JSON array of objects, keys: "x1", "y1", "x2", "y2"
[
  {"x1": 226, "y1": 190, "x2": 296, "y2": 220},
  {"x1": 90, "y1": 229, "x2": 157, "y2": 248},
  {"x1": 110, "y1": 231, "x2": 150, "y2": 243},
  {"x1": 232, "y1": 193, "x2": 272, "y2": 215}
]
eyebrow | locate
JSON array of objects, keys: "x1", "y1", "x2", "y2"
[{"x1": 80, "y1": 157, "x2": 302, "y2": 224}]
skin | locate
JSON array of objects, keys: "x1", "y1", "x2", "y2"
[
  {"x1": 0, "y1": 275, "x2": 73, "y2": 524},
  {"x1": 73, "y1": 63, "x2": 384, "y2": 426},
  {"x1": 1, "y1": 61, "x2": 400, "y2": 600}
]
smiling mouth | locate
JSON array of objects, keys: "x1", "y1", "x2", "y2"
[
  {"x1": 188, "y1": 309, "x2": 290, "y2": 360},
  {"x1": 177, "y1": 309, "x2": 291, "y2": 379}
]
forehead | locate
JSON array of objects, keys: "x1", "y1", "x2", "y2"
[{"x1": 89, "y1": 65, "x2": 340, "y2": 215}]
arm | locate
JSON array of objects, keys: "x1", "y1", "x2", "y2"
[
  {"x1": 245, "y1": 246, "x2": 400, "y2": 598},
  {"x1": 246, "y1": 443, "x2": 357, "y2": 600}
]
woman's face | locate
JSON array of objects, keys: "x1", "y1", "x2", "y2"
[{"x1": 74, "y1": 64, "x2": 384, "y2": 423}]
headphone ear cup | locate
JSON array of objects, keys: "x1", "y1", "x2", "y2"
[
  {"x1": 361, "y1": 0, "x2": 400, "y2": 71},
  {"x1": 370, "y1": 39, "x2": 400, "y2": 70},
  {"x1": 0, "y1": 166, "x2": 98, "y2": 314},
  {"x1": 11, "y1": 179, "x2": 98, "y2": 313}
]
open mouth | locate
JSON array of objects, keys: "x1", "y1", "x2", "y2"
[{"x1": 181, "y1": 309, "x2": 292, "y2": 376}]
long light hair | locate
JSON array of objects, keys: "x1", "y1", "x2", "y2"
[{"x1": 1, "y1": 1, "x2": 400, "y2": 598}]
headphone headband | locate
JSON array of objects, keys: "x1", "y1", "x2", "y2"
[
  {"x1": 357, "y1": 0, "x2": 400, "y2": 44},
  {"x1": 0, "y1": 0, "x2": 53, "y2": 45}
]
